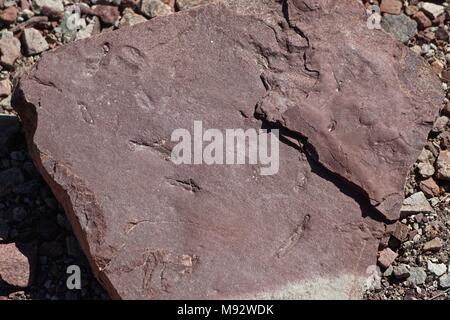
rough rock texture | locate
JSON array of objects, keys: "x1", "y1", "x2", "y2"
[
  {"x1": 12, "y1": 0, "x2": 441, "y2": 299},
  {"x1": 0, "y1": 243, "x2": 36, "y2": 288},
  {"x1": 0, "y1": 115, "x2": 20, "y2": 156},
  {"x1": 0, "y1": 36, "x2": 21, "y2": 68}
]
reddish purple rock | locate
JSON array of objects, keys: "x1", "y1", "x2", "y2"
[
  {"x1": 12, "y1": 0, "x2": 441, "y2": 299},
  {"x1": 92, "y1": 5, "x2": 120, "y2": 25},
  {"x1": 254, "y1": 0, "x2": 442, "y2": 221}
]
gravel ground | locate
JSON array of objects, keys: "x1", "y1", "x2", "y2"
[{"x1": 1, "y1": 0, "x2": 450, "y2": 300}]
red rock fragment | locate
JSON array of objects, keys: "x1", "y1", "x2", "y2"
[
  {"x1": 92, "y1": 5, "x2": 120, "y2": 25},
  {"x1": 380, "y1": 0, "x2": 402, "y2": 15},
  {"x1": 414, "y1": 11, "x2": 432, "y2": 29},
  {"x1": 378, "y1": 248, "x2": 398, "y2": 269},
  {"x1": 419, "y1": 178, "x2": 440, "y2": 198},
  {"x1": 0, "y1": 243, "x2": 36, "y2": 288}
]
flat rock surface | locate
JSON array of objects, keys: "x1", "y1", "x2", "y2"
[{"x1": 12, "y1": 0, "x2": 441, "y2": 299}]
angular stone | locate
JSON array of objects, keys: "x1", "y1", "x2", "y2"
[
  {"x1": 405, "y1": 5, "x2": 418, "y2": 17},
  {"x1": 400, "y1": 192, "x2": 434, "y2": 217},
  {"x1": 391, "y1": 222, "x2": 410, "y2": 243},
  {"x1": 378, "y1": 248, "x2": 398, "y2": 269},
  {"x1": 0, "y1": 243, "x2": 36, "y2": 288},
  {"x1": 0, "y1": 6, "x2": 18, "y2": 24},
  {"x1": 0, "y1": 36, "x2": 21, "y2": 68},
  {"x1": 427, "y1": 260, "x2": 447, "y2": 277},
  {"x1": 381, "y1": 14, "x2": 418, "y2": 43},
  {"x1": 30, "y1": 0, "x2": 64, "y2": 14},
  {"x1": 419, "y1": 178, "x2": 440, "y2": 198},
  {"x1": 0, "y1": 79, "x2": 11, "y2": 98},
  {"x1": 140, "y1": 0, "x2": 172, "y2": 18},
  {"x1": 39, "y1": 241, "x2": 64, "y2": 258},
  {"x1": 120, "y1": 8, "x2": 147, "y2": 27},
  {"x1": 92, "y1": 5, "x2": 120, "y2": 25},
  {"x1": 430, "y1": 59, "x2": 444, "y2": 76},
  {"x1": 417, "y1": 148, "x2": 435, "y2": 165},
  {"x1": 436, "y1": 150, "x2": 450, "y2": 180},
  {"x1": 439, "y1": 274, "x2": 450, "y2": 289},
  {"x1": 420, "y1": 2, "x2": 444, "y2": 20},
  {"x1": 12, "y1": 0, "x2": 440, "y2": 299},
  {"x1": 0, "y1": 220, "x2": 9, "y2": 241},
  {"x1": 257, "y1": 4, "x2": 437, "y2": 221},
  {"x1": 162, "y1": 0, "x2": 175, "y2": 10},
  {"x1": 414, "y1": 11, "x2": 432, "y2": 30},
  {"x1": 364, "y1": 265, "x2": 382, "y2": 291},
  {"x1": 393, "y1": 264, "x2": 410, "y2": 280},
  {"x1": 423, "y1": 237, "x2": 443, "y2": 252},
  {"x1": 177, "y1": 0, "x2": 215, "y2": 10}
]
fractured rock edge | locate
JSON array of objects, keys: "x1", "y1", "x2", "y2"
[{"x1": 11, "y1": 87, "x2": 119, "y2": 297}]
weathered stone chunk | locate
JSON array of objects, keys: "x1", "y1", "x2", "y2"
[
  {"x1": 0, "y1": 115, "x2": 20, "y2": 155},
  {"x1": 400, "y1": 192, "x2": 434, "y2": 217},
  {"x1": 420, "y1": 2, "x2": 444, "y2": 19},
  {"x1": 391, "y1": 222, "x2": 409, "y2": 243},
  {"x1": 436, "y1": 150, "x2": 450, "y2": 180},
  {"x1": 439, "y1": 274, "x2": 450, "y2": 289},
  {"x1": 254, "y1": 2, "x2": 439, "y2": 221},
  {"x1": 381, "y1": 13, "x2": 417, "y2": 43},
  {"x1": 0, "y1": 36, "x2": 21, "y2": 68},
  {"x1": 12, "y1": 0, "x2": 441, "y2": 299},
  {"x1": 380, "y1": 0, "x2": 403, "y2": 15},
  {"x1": 0, "y1": 243, "x2": 36, "y2": 288},
  {"x1": 21, "y1": 28, "x2": 49, "y2": 56},
  {"x1": 378, "y1": 248, "x2": 398, "y2": 269},
  {"x1": 423, "y1": 237, "x2": 443, "y2": 252},
  {"x1": 419, "y1": 178, "x2": 440, "y2": 198},
  {"x1": 0, "y1": 167, "x2": 24, "y2": 197},
  {"x1": 407, "y1": 267, "x2": 427, "y2": 287}
]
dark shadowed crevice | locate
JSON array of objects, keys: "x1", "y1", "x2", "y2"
[{"x1": 257, "y1": 117, "x2": 391, "y2": 225}]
